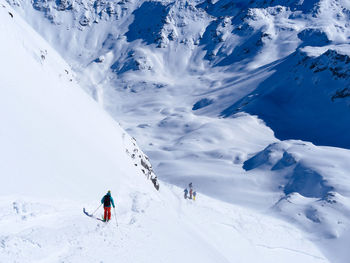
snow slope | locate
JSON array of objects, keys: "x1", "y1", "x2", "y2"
[
  {"x1": 0, "y1": 1, "x2": 155, "y2": 200},
  {"x1": 0, "y1": 186, "x2": 330, "y2": 263},
  {"x1": 243, "y1": 140, "x2": 350, "y2": 262}
]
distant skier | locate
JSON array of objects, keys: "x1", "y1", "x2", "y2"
[
  {"x1": 193, "y1": 191, "x2": 197, "y2": 201},
  {"x1": 184, "y1": 188, "x2": 188, "y2": 199},
  {"x1": 189, "y1": 182, "x2": 193, "y2": 189},
  {"x1": 101, "y1": 190, "x2": 115, "y2": 222},
  {"x1": 189, "y1": 188, "x2": 193, "y2": 199}
]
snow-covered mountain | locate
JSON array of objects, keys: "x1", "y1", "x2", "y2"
[
  {"x1": 8, "y1": 0, "x2": 350, "y2": 146},
  {"x1": 3, "y1": 0, "x2": 350, "y2": 262},
  {"x1": 0, "y1": 2, "x2": 331, "y2": 262}
]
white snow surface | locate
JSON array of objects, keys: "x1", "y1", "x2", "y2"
[
  {"x1": 0, "y1": 188, "x2": 329, "y2": 263},
  {"x1": 2, "y1": 0, "x2": 350, "y2": 262}
]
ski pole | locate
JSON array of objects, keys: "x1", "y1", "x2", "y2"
[
  {"x1": 113, "y1": 207, "x2": 118, "y2": 227},
  {"x1": 92, "y1": 203, "x2": 103, "y2": 216}
]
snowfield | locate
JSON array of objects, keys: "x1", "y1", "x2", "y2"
[
  {"x1": 2, "y1": 0, "x2": 350, "y2": 262},
  {"x1": 0, "y1": 187, "x2": 329, "y2": 263}
]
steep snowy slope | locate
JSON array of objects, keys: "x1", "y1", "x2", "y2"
[
  {"x1": 0, "y1": 2, "x2": 331, "y2": 263},
  {"x1": 0, "y1": 1, "x2": 155, "y2": 200},
  {"x1": 2, "y1": 0, "x2": 146, "y2": 219}
]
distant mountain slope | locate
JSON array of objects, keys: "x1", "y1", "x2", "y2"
[
  {"x1": 7, "y1": 0, "x2": 350, "y2": 149},
  {"x1": 222, "y1": 47, "x2": 350, "y2": 148}
]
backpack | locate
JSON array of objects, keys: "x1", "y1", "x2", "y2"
[{"x1": 104, "y1": 195, "x2": 111, "y2": 207}]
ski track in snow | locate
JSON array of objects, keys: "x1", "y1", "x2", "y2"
[{"x1": 254, "y1": 244, "x2": 326, "y2": 261}]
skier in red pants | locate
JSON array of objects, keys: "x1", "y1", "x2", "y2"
[{"x1": 101, "y1": 190, "x2": 115, "y2": 222}]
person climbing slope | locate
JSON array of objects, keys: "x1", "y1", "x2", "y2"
[
  {"x1": 189, "y1": 188, "x2": 193, "y2": 199},
  {"x1": 184, "y1": 188, "x2": 188, "y2": 199},
  {"x1": 101, "y1": 190, "x2": 115, "y2": 222}
]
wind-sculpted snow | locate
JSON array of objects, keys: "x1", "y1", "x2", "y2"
[
  {"x1": 244, "y1": 143, "x2": 335, "y2": 199},
  {"x1": 243, "y1": 140, "x2": 350, "y2": 262}
]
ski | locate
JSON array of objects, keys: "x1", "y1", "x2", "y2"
[{"x1": 83, "y1": 208, "x2": 104, "y2": 222}]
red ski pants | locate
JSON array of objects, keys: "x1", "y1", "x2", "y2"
[{"x1": 104, "y1": 207, "x2": 111, "y2": 221}]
